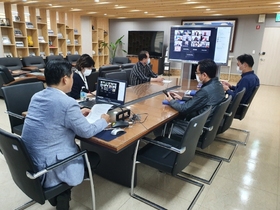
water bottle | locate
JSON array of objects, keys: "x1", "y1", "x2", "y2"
[{"x1": 80, "y1": 86, "x2": 87, "y2": 101}]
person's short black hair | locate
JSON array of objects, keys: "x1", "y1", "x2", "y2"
[
  {"x1": 197, "y1": 59, "x2": 217, "y2": 78},
  {"x1": 44, "y1": 60, "x2": 72, "y2": 86},
  {"x1": 237, "y1": 54, "x2": 254, "y2": 67},
  {"x1": 138, "y1": 50, "x2": 148, "y2": 61},
  {"x1": 75, "y1": 54, "x2": 95, "y2": 71}
]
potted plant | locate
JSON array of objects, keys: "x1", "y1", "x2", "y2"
[{"x1": 100, "y1": 35, "x2": 127, "y2": 63}]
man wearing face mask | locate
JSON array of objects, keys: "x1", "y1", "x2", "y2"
[
  {"x1": 165, "y1": 59, "x2": 225, "y2": 124},
  {"x1": 130, "y1": 50, "x2": 164, "y2": 86},
  {"x1": 69, "y1": 54, "x2": 94, "y2": 99},
  {"x1": 222, "y1": 54, "x2": 260, "y2": 104}
]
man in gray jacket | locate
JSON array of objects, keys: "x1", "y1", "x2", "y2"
[
  {"x1": 22, "y1": 60, "x2": 110, "y2": 209},
  {"x1": 166, "y1": 59, "x2": 225, "y2": 124}
]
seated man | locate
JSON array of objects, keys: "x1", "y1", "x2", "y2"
[
  {"x1": 222, "y1": 54, "x2": 260, "y2": 104},
  {"x1": 130, "y1": 50, "x2": 164, "y2": 86},
  {"x1": 21, "y1": 60, "x2": 110, "y2": 209},
  {"x1": 165, "y1": 59, "x2": 225, "y2": 134}
]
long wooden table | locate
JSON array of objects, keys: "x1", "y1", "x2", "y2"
[{"x1": 79, "y1": 79, "x2": 198, "y2": 187}]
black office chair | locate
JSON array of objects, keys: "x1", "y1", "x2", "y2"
[
  {"x1": 22, "y1": 56, "x2": 45, "y2": 69},
  {"x1": 0, "y1": 57, "x2": 23, "y2": 71},
  {"x1": 121, "y1": 68, "x2": 133, "y2": 86},
  {"x1": 130, "y1": 107, "x2": 211, "y2": 210},
  {"x1": 0, "y1": 65, "x2": 39, "y2": 98},
  {"x1": 112, "y1": 57, "x2": 131, "y2": 65},
  {"x1": 168, "y1": 97, "x2": 232, "y2": 184},
  {"x1": 46, "y1": 55, "x2": 64, "y2": 63},
  {"x1": 98, "y1": 65, "x2": 121, "y2": 77},
  {"x1": 86, "y1": 71, "x2": 99, "y2": 92},
  {"x1": 105, "y1": 71, "x2": 128, "y2": 84},
  {"x1": 0, "y1": 128, "x2": 96, "y2": 210},
  {"x1": 218, "y1": 86, "x2": 259, "y2": 145},
  {"x1": 120, "y1": 63, "x2": 135, "y2": 69},
  {"x1": 1, "y1": 82, "x2": 45, "y2": 135},
  {"x1": 66, "y1": 54, "x2": 81, "y2": 64}
]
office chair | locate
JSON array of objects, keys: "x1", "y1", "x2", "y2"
[
  {"x1": 66, "y1": 54, "x2": 81, "y2": 65},
  {"x1": 98, "y1": 65, "x2": 121, "y2": 77},
  {"x1": 0, "y1": 57, "x2": 23, "y2": 71},
  {"x1": 218, "y1": 86, "x2": 259, "y2": 145},
  {"x1": 120, "y1": 63, "x2": 135, "y2": 69},
  {"x1": 0, "y1": 65, "x2": 39, "y2": 98},
  {"x1": 111, "y1": 57, "x2": 131, "y2": 65},
  {"x1": 130, "y1": 107, "x2": 211, "y2": 210},
  {"x1": 21, "y1": 56, "x2": 45, "y2": 69},
  {"x1": 168, "y1": 96, "x2": 232, "y2": 184},
  {"x1": 105, "y1": 71, "x2": 128, "y2": 84},
  {"x1": 122, "y1": 69, "x2": 132, "y2": 86},
  {"x1": 0, "y1": 128, "x2": 96, "y2": 210},
  {"x1": 86, "y1": 71, "x2": 99, "y2": 92},
  {"x1": 46, "y1": 55, "x2": 64, "y2": 63},
  {"x1": 1, "y1": 82, "x2": 45, "y2": 135}
]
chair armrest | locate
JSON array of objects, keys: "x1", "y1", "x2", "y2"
[
  {"x1": 239, "y1": 103, "x2": 249, "y2": 107},
  {"x1": 203, "y1": 126, "x2": 213, "y2": 131},
  {"x1": 26, "y1": 150, "x2": 87, "y2": 179},
  {"x1": 141, "y1": 137, "x2": 186, "y2": 154},
  {"x1": 21, "y1": 66, "x2": 39, "y2": 71},
  {"x1": 224, "y1": 111, "x2": 232, "y2": 116},
  {"x1": 5, "y1": 111, "x2": 25, "y2": 120},
  {"x1": 3, "y1": 77, "x2": 37, "y2": 86}
]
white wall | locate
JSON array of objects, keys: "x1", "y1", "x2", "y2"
[{"x1": 109, "y1": 15, "x2": 280, "y2": 74}]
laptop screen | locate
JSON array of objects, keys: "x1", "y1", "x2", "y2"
[{"x1": 96, "y1": 77, "x2": 127, "y2": 105}]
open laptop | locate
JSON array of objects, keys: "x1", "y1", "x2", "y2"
[{"x1": 78, "y1": 77, "x2": 127, "y2": 109}]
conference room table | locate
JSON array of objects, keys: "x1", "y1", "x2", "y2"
[{"x1": 79, "y1": 78, "x2": 198, "y2": 187}]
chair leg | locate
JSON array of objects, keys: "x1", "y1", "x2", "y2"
[
  {"x1": 130, "y1": 140, "x2": 204, "y2": 210},
  {"x1": 196, "y1": 140, "x2": 238, "y2": 163},
  {"x1": 84, "y1": 153, "x2": 96, "y2": 210},
  {"x1": 15, "y1": 200, "x2": 36, "y2": 210},
  {"x1": 216, "y1": 127, "x2": 250, "y2": 146},
  {"x1": 180, "y1": 154, "x2": 223, "y2": 185}
]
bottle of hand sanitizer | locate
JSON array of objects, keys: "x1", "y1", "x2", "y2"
[{"x1": 80, "y1": 86, "x2": 87, "y2": 101}]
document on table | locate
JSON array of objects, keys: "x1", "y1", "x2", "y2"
[{"x1": 86, "y1": 104, "x2": 112, "y2": 124}]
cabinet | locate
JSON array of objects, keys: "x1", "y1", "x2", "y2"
[
  {"x1": 0, "y1": 3, "x2": 82, "y2": 58},
  {"x1": 91, "y1": 17, "x2": 109, "y2": 68}
]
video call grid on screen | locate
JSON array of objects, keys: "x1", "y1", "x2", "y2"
[
  {"x1": 96, "y1": 78, "x2": 127, "y2": 105},
  {"x1": 169, "y1": 25, "x2": 232, "y2": 66}
]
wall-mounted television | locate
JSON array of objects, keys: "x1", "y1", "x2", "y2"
[
  {"x1": 168, "y1": 24, "x2": 232, "y2": 66},
  {"x1": 128, "y1": 31, "x2": 164, "y2": 58}
]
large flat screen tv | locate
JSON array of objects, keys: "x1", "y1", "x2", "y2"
[
  {"x1": 168, "y1": 24, "x2": 232, "y2": 66},
  {"x1": 128, "y1": 31, "x2": 164, "y2": 58}
]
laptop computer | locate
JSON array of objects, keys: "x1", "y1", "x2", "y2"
[{"x1": 78, "y1": 77, "x2": 127, "y2": 109}]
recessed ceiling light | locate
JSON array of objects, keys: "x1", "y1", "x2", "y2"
[
  {"x1": 94, "y1": 0, "x2": 99, "y2": 2},
  {"x1": 144, "y1": 11, "x2": 148, "y2": 14},
  {"x1": 104, "y1": 14, "x2": 107, "y2": 16}
]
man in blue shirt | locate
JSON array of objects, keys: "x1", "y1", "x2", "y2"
[{"x1": 222, "y1": 54, "x2": 260, "y2": 103}]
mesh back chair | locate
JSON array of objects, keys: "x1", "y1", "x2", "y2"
[
  {"x1": 218, "y1": 86, "x2": 259, "y2": 145},
  {"x1": 130, "y1": 107, "x2": 211, "y2": 210},
  {"x1": 1, "y1": 82, "x2": 45, "y2": 135},
  {"x1": 0, "y1": 57, "x2": 23, "y2": 71},
  {"x1": 22, "y1": 56, "x2": 45, "y2": 69},
  {"x1": 0, "y1": 65, "x2": 39, "y2": 98},
  {"x1": 46, "y1": 55, "x2": 64, "y2": 63},
  {"x1": 0, "y1": 128, "x2": 96, "y2": 210}
]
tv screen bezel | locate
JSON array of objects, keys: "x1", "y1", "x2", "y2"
[{"x1": 168, "y1": 24, "x2": 233, "y2": 66}]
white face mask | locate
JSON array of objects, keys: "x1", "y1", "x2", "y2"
[
  {"x1": 196, "y1": 74, "x2": 201, "y2": 82},
  {"x1": 146, "y1": 58, "x2": 150, "y2": 65},
  {"x1": 236, "y1": 66, "x2": 243, "y2": 74},
  {"x1": 83, "y1": 68, "x2": 92, "y2": 77}
]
